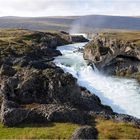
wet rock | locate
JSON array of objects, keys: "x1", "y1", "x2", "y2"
[
  {"x1": 41, "y1": 47, "x2": 62, "y2": 57},
  {"x1": 79, "y1": 87, "x2": 113, "y2": 114},
  {"x1": 71, "y1": 126, "x2": 98, "y2": 139},
  {"x1": 102, "y1": 57, "x2": 139, "y2": 76},
  {"x1": 71, "y1": 35, "x2": 89, "y2": 43},
  {"x1": 73, "y1": 48, "x2": 84, "y2": 53}
]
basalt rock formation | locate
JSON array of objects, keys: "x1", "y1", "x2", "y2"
[
  {"x1": 0, "y1": 29, "x2": 112, "y2": 127},
  {"x1": 83, "y1": 32, "x2": 140, "y2": 82},
  {"x1": 0, "y1": 66, "x2": 113, "y2": 126},
  {"x1": 0, "y1": 29, "x2": 140, "y2": 137}
]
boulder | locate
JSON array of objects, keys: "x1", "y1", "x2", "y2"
[
  {"x1": 1, "y1": 100, "x2": 89, "y2": 126},
  {"x1": 0, "y1": 76, "x2": 19, "y2": 99},
  {"x1": 78, "y1": 87, "x2": 113, "y2": 114},
  {"x1": 1, "y1": 100, "x2": 45, "y2": 126},
  {"x1": 71, "y1": 126, "x2": 98, "y2": 139},
  {"x1": 38, "y1": 104, "x2": 90, "y2": 125}
]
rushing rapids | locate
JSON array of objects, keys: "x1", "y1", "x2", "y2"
[{"x1": 54, "y1": 42, "x2": 140, "y2": 119}]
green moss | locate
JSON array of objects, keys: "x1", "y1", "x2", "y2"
[{"x1": 0, "y1": 122, "x2": 79, "y2": 139}]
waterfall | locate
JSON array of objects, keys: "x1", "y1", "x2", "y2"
[{"x1": 54, "y1": 42, "x2": 140, "y2": 119}]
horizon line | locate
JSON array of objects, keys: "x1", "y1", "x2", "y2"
[{"x1": 0, "y1": 14, "x2": 140, "y2": 18}]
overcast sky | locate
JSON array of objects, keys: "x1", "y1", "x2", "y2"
[{"x1": 0, "y1": 0, "x2": 139, "y2": 17}]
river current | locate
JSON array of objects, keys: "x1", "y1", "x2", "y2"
[{"x1": 54, "y1": 42, "x2": 140, "y2": 118}]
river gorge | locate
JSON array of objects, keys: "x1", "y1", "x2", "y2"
[{"x1": 54, "y1": 42, "x2": 140, "y2": 119}]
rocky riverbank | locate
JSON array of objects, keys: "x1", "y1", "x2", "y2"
[
  {"x1": 0, "y1": 29, "x2": 140, "y2": 139},
  {"x1": 83, "y1": 31, "x2": 140, "y2": 83},
  {"x1": 0, "y1": 29, "x2": 112, "y2": 125}
]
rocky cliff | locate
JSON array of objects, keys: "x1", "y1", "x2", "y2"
[
  {"x1": 0, "y1": 29, "x2": 140, "y2": 139},
  {"x1": 83, "y1": 32, "x2": 140, "y2": 82},
  {"x1": 0, "y1": 29, "x2": 112, "y2": 127}
]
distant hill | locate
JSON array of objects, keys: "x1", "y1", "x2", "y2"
[{"x1": 0, "y1": 15, "x2": 140, "y2": 32}]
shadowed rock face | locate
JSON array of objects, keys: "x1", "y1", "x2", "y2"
[
  {"x1": 83, "y1": 33, "x2": 140, "y2": 80},
  {"x1": 1, "y1": 100, "x2": 90, "y2": 126},
  {"x1": 71, "y1": 35, "x2": 89, "y2": 43},
  {"x1": 0, "y1": 65, "x2": 113, "y2": 126}
]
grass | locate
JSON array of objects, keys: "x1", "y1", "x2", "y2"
[
  {"x1": 0, "y1": 117, "x2": 140, "y2": 139},
  {"x1": 0, "y1": 122, "x2": 79, "y2": 139},
  {"x1": 99, "y1": 31, "x2": 140, "y2": 46},
  {"x1": 96, "y1": 117, "x2": 140, "y2": 139},
  {"x1": 0, "y1": 29, "x2": 70, "y2": 59}
]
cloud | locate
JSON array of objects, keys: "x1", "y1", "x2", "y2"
[{"x1": 0, "y1": 0, "x2": 139, "y2": 17}]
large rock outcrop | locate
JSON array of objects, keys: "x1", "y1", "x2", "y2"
[
  {"x1": 0, "y1": 64, "x2": 114, "y2": 126},
  {"x1": 83, "y1": 32, "x2": 140, "y2": 80},
  {"x1": 0, "y1": 29, "x2": 140, "y2": 132}
]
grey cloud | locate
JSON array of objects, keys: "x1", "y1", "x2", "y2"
[{"x1": 0, "y1": 0, "x2": 140, "y2": 17}]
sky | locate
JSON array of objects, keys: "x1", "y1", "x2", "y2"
[{"x1": 0, "y1": 0, "x2": 140, "y2": 17}]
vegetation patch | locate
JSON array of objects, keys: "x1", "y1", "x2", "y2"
[
  {"x1": 0, "y1": 122, "x2": 79, "y2": 139},
  {"x1": 0, "y1": 117, "x2": 140, "y2": 139},
  {"x1": 95, "y1": 117, "x2": 140, "y2": 139},
  {"x1": 99, "y1": 31, "x2": 140, "y2": 46}
]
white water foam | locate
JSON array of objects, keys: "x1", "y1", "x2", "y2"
[{"x1": 54, "y1": 43, "x2": 140, "y2": 118}]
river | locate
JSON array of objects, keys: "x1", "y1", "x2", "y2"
[{"x1": 54, "y1": 42, "x2": 140, "y2": 119}]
